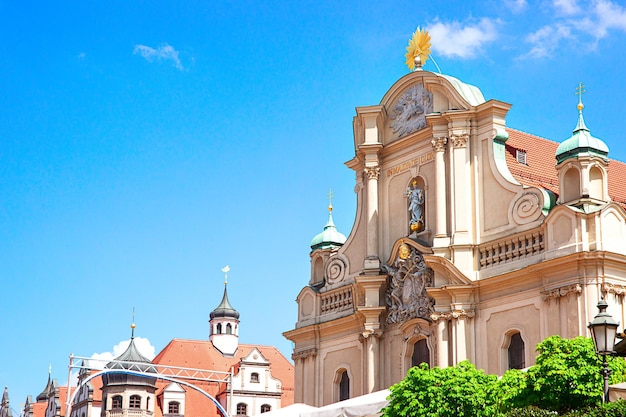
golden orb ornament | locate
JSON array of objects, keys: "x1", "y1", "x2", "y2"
[{"x1": 405, "y1": 27, "x2": 432, "y2": 71}]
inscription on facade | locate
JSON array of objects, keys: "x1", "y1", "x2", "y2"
[{"x1": 386, "y1": 152, "x2": 434, "y2": 178}]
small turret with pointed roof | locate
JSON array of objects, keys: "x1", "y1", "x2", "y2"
[
  {"x1": 556, "y1": 83, "x2": 609, "y2": 164},
  {"x1": 556, "y1": 83, "x2": 610, "y2": 204},
  {"x1": 36, "y1": 366, "x2": 53, "y2": 402},
  {"x1": 209, "y1": 266, "x2": 240, "y2": 356},
  {"x1": 0, "y1": 386, "x2": 12, "y2": 417},
  {"x1": 104, "y1": 319, "x2": 156, "y2": 378},
  {"x1": 310, "y1": 190, "x2": 347, "y2": 252}
]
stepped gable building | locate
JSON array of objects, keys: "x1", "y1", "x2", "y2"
[
  {"x1": 19, "y1": 276, "x2": 294, "y2": 417},
  {"x1": 284, "y1": 29, "x2": 626, "y2": 407}
]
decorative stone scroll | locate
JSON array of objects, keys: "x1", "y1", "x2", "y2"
[
  {"x1": 382, "y1": 243, "x2": 434, "y2": 323},
  {"x1": 292, "y1": 348, "x2": 318, "y2": 361},
  {"x1": 390, "y1": 84, "x2": 433, "y2": 138},
  {"x1": 325, "y1": 255, "x2": 348, "y2": 285},
  {"x1": 602, "y1": 283, "x2": 626, "y2": 296},
  {"x1": 431, "y1": 136, "x2": 447, "y2": 152}
]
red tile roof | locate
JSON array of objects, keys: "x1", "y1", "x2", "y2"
[
  {"x1": 152, "y1": 339, "x2": 294, "y2": 417},
  {"x1": 504, "y1": 128, "x2": 626, "y2": 208}
]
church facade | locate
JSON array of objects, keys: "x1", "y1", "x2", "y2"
[{"x1": 284, "y1": 37, "x2": 626, "y2": 406}]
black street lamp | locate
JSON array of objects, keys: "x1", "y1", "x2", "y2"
[{"x1": 588, "y1": 297, "x2": 619, "y2": 404}]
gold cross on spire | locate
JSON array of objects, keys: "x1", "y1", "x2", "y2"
[
  {"x1": 328, "y1": 189, "x2": 334, "y2": 212},
  {"x1": 576, "y1": 82, "x2": 586, "y2": 111}
]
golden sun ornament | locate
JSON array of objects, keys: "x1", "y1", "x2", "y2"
[{"x1": 404, "y1": 27, "x2": 432, "y2": 71}]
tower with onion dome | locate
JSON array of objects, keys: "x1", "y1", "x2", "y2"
[{"x1": 209, "y1": 265, "x2": 240, "y2": 356}]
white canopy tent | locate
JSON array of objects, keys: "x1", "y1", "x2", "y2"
[
  {"x1": 250, "y1": 403, "x2": 318, "y2": 417},
  {"x1": 300, "y1": 389, "x2": 390, "y2": 417},
  {"x1": 250, "y1": 389, "x2": 390, "y2": 417}
]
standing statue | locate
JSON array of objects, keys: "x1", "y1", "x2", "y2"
[{"x1": 406, "y1": 179, "x2": 425, "y2": 232}]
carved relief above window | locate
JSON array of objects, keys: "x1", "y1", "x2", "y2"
[{"x1": 382, "y1": 243, "x2": 434, "y2": 324}]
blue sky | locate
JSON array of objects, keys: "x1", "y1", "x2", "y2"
[{"x1": 2, "y1": 0, "x2": 626, "y2": 410}]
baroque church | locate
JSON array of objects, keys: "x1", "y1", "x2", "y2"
[
  {"x1": 16, "y1": 277, "x2": 294, "y2": 417},
  {"x1": 284, "y1": 28, "x2": 626, "y2": 406}
]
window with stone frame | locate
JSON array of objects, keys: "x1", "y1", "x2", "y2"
[
  {"x1": 168, "y1": 401, "x2": 180, "y2": 414},
  {"x1": 129, "y1": 395, "x2": 141, "y2": 409},
  {"x1": 339, "y1": 370, "x2": 350, "y2": 401},
  {"x1": 236, "y1": 403, "x2": 247, "y2": 416},
  {"x1": 112, "y1": 396, "x2": 123, "y2": 409},
  {"x1": 411, "y1": 339, "x2": 430, "y2": 367},
  {"x1": 508, "y1": 332, "x2": 525, "y2": 370},
  {"x1": 260, "y1": 404, "x2": 271, "y2": 413},
  {"x1": 250, "y1": 372, "x2": 259, "y2": 383}
]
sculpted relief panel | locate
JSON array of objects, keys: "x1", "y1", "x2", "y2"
[
  {"x1": 383, "y1": 243, "x2": 434, "y2": 323},
  {"x1": 390, "y1": 84, "x2": 433, "y2": 138}
]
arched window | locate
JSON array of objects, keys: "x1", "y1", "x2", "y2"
[
  {"x1": 112, "y1": 395, "x2": 123, "y2": 409},
  {"x1": 508, "y1": 332, "x2": 525, "y2": 370},
  {"x1": 236, "y1": 403, "x2": 247, "y2": 416},
  {"x1": 168, "y1": 401, "x2": 180, "y2": 414},
  {"x1": 217, "y1": 323, "x2": 222, "y2": 334},
  {"x1": 226, "y1": 323, "x2": 233, "y2": 334},
  {"x1": 411, "y1": 339, "x2": 430, "y2": 367},
  {"x1": 129, "y1": 395, "x2": 141, "y2": 409},
  {"x1": 339, "y1": 370, "x2": 350, "y2": 401},
  {"x1": 260, "y1": 404, "x2": 271, "y2": 413},
  {"x1": 250, "y1": 372, "x2": 259, "y2": 383}
]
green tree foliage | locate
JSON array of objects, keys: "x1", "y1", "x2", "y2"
[
  {"x1": 382, "y1": 336, "x2": 626, "y2": 417},
  {"x1": 511, "y1": 336, "x2": 626, "y2": 412},
  {"x1": 383, "y1": 360, "x2": 499, "y2": 417}
]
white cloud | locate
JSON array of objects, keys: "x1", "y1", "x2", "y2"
[
  {"x1": 87, "y1": 337, "x2": 156, "y2": 370},
  {"x1": 133, "y1": 43, "x2": 184, "y2": 70},
  {"x1": 505, "y1": 0, "x2": 528, "y2": 13},
  {"x1": 522, "y1": 0, "x2": 626, "y2": 59},
  {"x1": 553, "y1": 0, "x2": 581, "y2": 15},
  {"x1": 428, "y1": 18, "x2": 500, "y2": 59},
  {"x1": 523, "y1": 23, "x2": 573, "y2": 58}
]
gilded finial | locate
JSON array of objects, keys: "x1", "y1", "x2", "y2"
[
  {"x1": 405, "y1": 27, "x2": 432, "y2": 71},
  {"x1": 327, "y1": 189, "x2": 334, "y2": 213},
  {"x1": 576, "y1": 82, "x2": 586, "y2": 112},
  {"x1": 221, "y1": 265, "x2": 230, "y2": 285},
  {"x1": 131, "y1": 307, "x2": 136, "y2": 338}
]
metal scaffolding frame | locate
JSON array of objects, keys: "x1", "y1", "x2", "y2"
[{"x1": 65, "y1": 354, "x2": 233, "y2": 417}]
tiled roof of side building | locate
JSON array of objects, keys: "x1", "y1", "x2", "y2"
[
  {"x1": 504, "y1": 128, "x2": 626, "y2": 209},
  {"x1": 152, "y1": 339, "x2": 294, "y2": 415}
]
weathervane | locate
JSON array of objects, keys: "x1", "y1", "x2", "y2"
[
  {"x1": 221, "y1": 265, "x2": 230, "y2": 284},
  {"x1": 405, "y1": 27, "x2": 432, "y2": 71}
]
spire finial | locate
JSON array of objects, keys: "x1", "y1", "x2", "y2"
[
  {"x1": 576, "y1": 82, "x2": 586, "y2": 112},
  {"x1": 327, "y1": 189, "x2": 334, "y2": 213},
  {"x1": 130, "y1": 307, "x2": 136, "y2": 339},
  {"x1": 221, "y1": 265, "x2": 230, "y2": 285},
  {"x1": 48, "y1": 364, "x2": 52, "y2": 375}
]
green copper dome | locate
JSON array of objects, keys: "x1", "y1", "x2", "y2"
[
  {"x1": 556, "y1": 101, "x2": 608, "y2": 164},
  {"x1": 310, "y1": 207, "x2": 346, "y2": 251}
]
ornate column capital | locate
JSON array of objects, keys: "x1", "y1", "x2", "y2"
[
  {"x1": 451, "y1": 134, "x2": 469, "y2": 148},
  {"x1": 359, "y1": 329, "x2": 383, "y2": 342},
  {"x1": 431, "y1": 136, "x2": 448, "y2": 152},
  {"x1": 364, "y1": 166, "x2": 381, "y2": 180}
]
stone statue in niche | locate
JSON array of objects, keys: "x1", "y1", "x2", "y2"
[
  {"x1": 382, "y1": 243, "x2": 434, "y2": 324},
  {"x1": 390, "y1": 84, "x2": 434, "y2": 138},
  {"x1": 406, "y1": 179, "x2": 425, "y2": 233}
]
